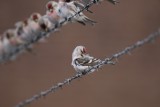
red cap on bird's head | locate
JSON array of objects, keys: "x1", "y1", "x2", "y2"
[
  {"x1": 31, "y1": 13, "x2": 41, "y2": 22},
  {"x1": 47, "y1": 3, "x2": 53, "y2": 10},
  {"x1": 32, "y1": 13, "x2": 39, "y2": 20},
  {"x1": 82, "y1": 47, "x2": 87, "y2": 54}
]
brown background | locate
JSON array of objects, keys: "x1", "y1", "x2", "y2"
[{"x1": 0, "y1": 0, "x2": 160, "y2": 107}]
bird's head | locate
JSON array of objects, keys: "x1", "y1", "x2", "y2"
[
  {"x1": 46, "y1": 1, "x2": 58, "y2": 12},
  {"x1": 30, "y1": 13, "x2": 41, "y2": 23},
  {"x1": 72, "y1": 46, "x2": 87, "y2": 58},
  {"x1": 5, "y1": 29, "x2": 15, "y2": 39}
]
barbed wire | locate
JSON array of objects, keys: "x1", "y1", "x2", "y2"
[
  {"x1": 0, "y1": 0, "x2": 96, "y2": 63},
  {"x1": 15, "y1": 29, "x2": 160, "y2": 107}
]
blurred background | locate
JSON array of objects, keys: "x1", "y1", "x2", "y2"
[{"x1": 0, "y1": 0, "x2": 160, "y2": 107}]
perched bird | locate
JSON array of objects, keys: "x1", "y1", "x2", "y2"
[
  {"x1": 0, "y1": 29, "x2": 25, "y2": 61},
  {"x1": 15, "y1": 20, "x2": 32, "y2": 41},
  {"x1": 71, "y1": 46, "x2": 101, "y2": 74},
  {"x1": 46, "y1": 1, "x2": 63, "y2": 27},
  {"x1": 28, "y1": 13, "x2": 45, "y2": 33},
  {"x1": 15, "y1": 13, "x2": 46, "y2": 43},
  {"x1": 0, "y1": 30, "x2": 16, "y2": 55},
  {"x1": 26, "y1": 13, "x2": 51, "y2": 41},
  {"x1": 47, "y1": 1, "x2": 96, "y2": 26},
  {"x1": 38, "y1": 15, "x2": 56, "y2": 32}
]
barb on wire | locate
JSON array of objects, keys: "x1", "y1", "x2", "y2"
[{"x1": 15, "y1": 30, "x2": 160, "y2": 107}]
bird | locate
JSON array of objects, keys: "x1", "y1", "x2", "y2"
[
  {"x1": 15, "y1": 20, "x2": 33, "y2": 41},
  {"x1": 3, "y1": 29, "x2": 25, "y2": 47},
  {"x1": 44, "y1": 1, "x2": 67, "y2": 28},
  {"x1": 28, "y1": 13, "x2": 45, "y2": 33},
  {"x1": 46, "y1": 1, "x2": 96, "y2": 26},
  {"x1": 0, "y1": 29, "x2": 26, "y2": 61},
  {"x1": 15, "y1": 13, "x2": 46, "y2": 43},
  {"x1": 0, "y1": 30, "x2": 17, "y2": 55},
  {"x1": 71, "y1": 46, "x2": 101, "y2": 74},
  {"x1": 38, "y1": 15, "x2": 57, "y2": 32}
]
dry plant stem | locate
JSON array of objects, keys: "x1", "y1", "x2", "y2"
[{"x1": 15, "y1": 30, "x2": 160, "y2": 107}]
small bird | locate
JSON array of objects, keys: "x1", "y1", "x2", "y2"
[
  {"x1": 28, "y1": 13, "x2": 44, "y2": 33},
  {"x1": 28, "y1": 12, "x2": 59, "y2": 44},
  {"x1": 0, "y1": 29, "x2": 25, "y2": 61},
  {"x1": 15, "y1": 15, "x2": 44, "y2": 43},
  {"x1": 4, "y1": 29, "x2": 25, "y2": 47},
  {"x1": 15, "y1": 20, "x2": 32, "y2": 41},
  {"x1": 28, "y1": 13, "x2": 51, "y2": 41},
  {"x1": 38, "y1": 15, "x2": 56, "y2": 32},
  {"x1": 46, "y1": 1, "x2": 63, "y2": 27},
  {"x1": 47, "y1": 1, "x2": 96, "y2": 26},
  {"x1": 1, "y1": 30, "x2": 16, "y2": 55},
  {"x1": 71, "y1": 46, "x2": 101, "y2": 74}
]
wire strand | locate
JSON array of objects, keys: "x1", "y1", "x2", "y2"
[{"x1": 15, "y1": 29, "x2": 160, "y2": 107}]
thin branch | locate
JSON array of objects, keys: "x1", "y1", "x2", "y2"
[{"x1": 15, "y1": 29, "x2": 160, "y2": 107}]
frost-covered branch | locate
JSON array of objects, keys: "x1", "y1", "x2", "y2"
[{"x1": 15, "y1": 29, "x2": 160, "y2": 107}]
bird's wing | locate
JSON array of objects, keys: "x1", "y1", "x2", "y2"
[
  {"x1": 75, "y1": 57, "x2": 101, "y2": 66},
  {"x1": 73, "y1": 1, "x2": 85, "y2": 9}
]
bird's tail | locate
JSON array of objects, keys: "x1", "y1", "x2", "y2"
[
  {"x1": 74, "y1": 14, "x2": 97, "y2": 26},
  {"x1": 107, "y1": 0, "x2": 119, "y2": 5},
  {"x1": 83, "y1": 16, "x2": 97, "y2": 26}
]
